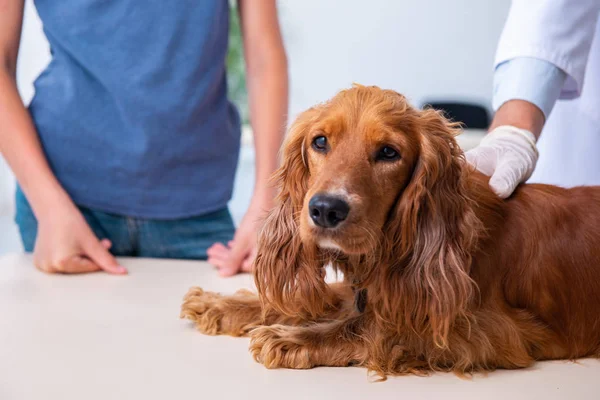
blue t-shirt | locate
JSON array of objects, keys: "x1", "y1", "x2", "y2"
[{"x1": 30, "y1": 0, "x2": 241, "y2": 219}]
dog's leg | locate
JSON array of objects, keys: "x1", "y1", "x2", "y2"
[
  {"x1": 180, "y1": 287, "x2": 264, "y2": 336},
  {"x1": 181, "y1": 283, "x2": 353, "y2": 337},
  {"x1": 249, "y1": 313, "x2": 370, "y2": 369}
]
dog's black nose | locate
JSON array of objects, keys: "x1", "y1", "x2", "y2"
[{"x1": 309, "y1": 194, "x2": 350, "y2": 228}]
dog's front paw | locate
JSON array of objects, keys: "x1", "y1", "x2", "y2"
[
  {"x1": 180, "y1": 287, "x2": 227, "y2": 335},
  {"x1": 181, "y1": 287, "x2": 260, "y2": 336},
  {"x1": 249, "y1": 325, "x2": 312, "y2": 369}
]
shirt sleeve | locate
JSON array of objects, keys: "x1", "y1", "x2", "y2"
[
  {"x1": 493, "y1": 57, "x2": 567, "y2": 119},
  {"x1": 495, "y1": 0, "x2": 600, "y2": 99}
]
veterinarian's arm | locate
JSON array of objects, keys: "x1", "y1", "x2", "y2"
[
  {"x1": 466, "y1": 0, "x2": 600, "y2": 198},
  {"x1": 0, "y1": 0, "x2": 125, "y2": 275},
  {"x1": 466, "y1": 61, "x2": 555, "y2": 198},
  {"x1": 208, "y1": 0, "x2": 288, "y2": 276}
]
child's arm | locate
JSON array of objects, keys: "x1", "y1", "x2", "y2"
[
  {"x1": 239, "y1": 0, "x2": 288, "y2": 201},
  {"x1": 210, "y1": 0, "x2": 288, "y2": 276},
  {"x1": 0, "y1": 0, "x2": 125, "y2": 275}
]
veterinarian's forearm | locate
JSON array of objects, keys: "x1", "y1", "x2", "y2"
[
  {"x1": 489, "y1": 58, "x2": 567, "y2": 139},
  {"x1": 0, "y1": 69, "x2": 75, "y2": 221},
  {"x1": 489, "y1": 100, "x2": 545, "y2": 139},
  {"x1": 239, "y1": 0, "x2": 288, "y2": 199}
]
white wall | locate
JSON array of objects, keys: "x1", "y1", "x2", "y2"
[
  {"x1": 280, "y1": 0, "x2": 510, "y2": 118},
  {"x1": 0, "y1": 0, "x2": 511, "y2": 218}
]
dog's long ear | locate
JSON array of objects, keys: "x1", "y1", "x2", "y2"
[
  {"x1": 254, "y1": 107, "x2": 335, "y2": 319},
  {"x1": 383, "y1": 108, "x2": 482, "y2": 347}
]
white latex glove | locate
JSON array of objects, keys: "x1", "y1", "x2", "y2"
[{"x1": 465, "y1": 125, "x2": 539, "y2": 198}]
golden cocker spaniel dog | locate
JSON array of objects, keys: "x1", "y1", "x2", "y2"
[{"x1": 181, "y1": 85, "x2": 600, "y2": 377}]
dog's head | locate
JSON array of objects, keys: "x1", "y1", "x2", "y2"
[
  {"x1": 256, "y1": 85, "x2": 480, "y2": 340},
  {"x1": 297, "y1": 86, "x2": 424, "y2": 255}
]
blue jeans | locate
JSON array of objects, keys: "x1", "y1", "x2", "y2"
[{"x1": 14, "y1": 188, "x2": 235, "y2": 260}]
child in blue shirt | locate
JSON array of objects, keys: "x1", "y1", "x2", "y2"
[{"x1": 0, "y1": 0, "x2": 288, "y2": 276}]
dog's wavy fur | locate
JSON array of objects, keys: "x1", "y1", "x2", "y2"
[{"x1": 181, "y1": 85, "x2": 600, "y2": 378}]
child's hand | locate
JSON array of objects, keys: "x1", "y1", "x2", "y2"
[
  {"x1": 207, "y1": 239, "x2": 254, "y2": 275},
  {"x1": 208, "y1": 191, "x2": 271, "y2": 277},
  {"x1": 33, "y1": 205, "x2": 127, "y2": 275},
  {"x1": 207, "y1": 211, "x2": 258, "y2": 277}
]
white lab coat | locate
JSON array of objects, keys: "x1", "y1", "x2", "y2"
[{"x1": 496, "y1": 0, "x2": 600, "y2": 187}]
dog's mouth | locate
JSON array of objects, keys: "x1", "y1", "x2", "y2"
[
  {"x1": 302, "y1": 200, "x2": 379, "y2": 255},
  {"x1": 305, "y1": 215, "x2": 347, "y2": 250},
  {"x1": 309, "y1": 227, "x2": 375, "y2": 256},
  {"x1": 316, "y1": 236, "x2": 345, "y2": 252}
]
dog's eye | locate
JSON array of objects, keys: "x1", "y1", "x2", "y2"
[
  {"x1": 312, "y1": 136, "x2": 328, "y2": 152},
  {"x1": 377, "y1": 146, "x2": 400, "y2": 161}
]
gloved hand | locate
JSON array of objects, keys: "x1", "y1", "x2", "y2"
[{"x1": 465, "y1": 125, "x2": 539, "y2": 198}]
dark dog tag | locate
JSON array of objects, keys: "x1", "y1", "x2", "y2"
[{"x1": 355, "y1": 289, "x2": 368, "y2": 313}]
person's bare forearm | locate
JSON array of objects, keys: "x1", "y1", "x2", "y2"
[
  {"x1": 239, "y1": 0, "x2": 288, "y2": 201},
  {"x1": 489, "y1": 99, "x2": 545, "y2": 139},
  {"x1": 247, "y1": 55, "x2": 288, "y2": 195},
  {"x1": 0, "y1": 0, "x2": 73, "y2": 221},
  {"x1": 0, "y1": 68, "x2": 74, "y2": 220}
]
